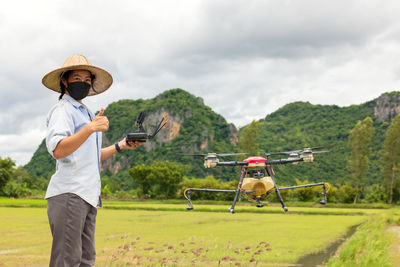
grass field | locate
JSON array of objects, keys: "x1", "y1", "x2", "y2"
[
  {"x1": 327, "y1": 214, "x2": 393, "y2": 267},
  {"x1": 0, "y1": 198, "x2": 384, "y2": 215},
  {"x1": 0, "y1": 198, "x2": 374, "y2": 266}
]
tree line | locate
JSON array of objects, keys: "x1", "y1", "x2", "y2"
[
  {"x1": 2, "y1": 114, "x2": 400, "y2": 204},
  {"x1": 344, "y1": 114, "x2": 400, "y2": 204}
]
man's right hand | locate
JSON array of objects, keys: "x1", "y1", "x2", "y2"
[{"x1": 89, "y1": 108, "x2": 109, "y2": 132}]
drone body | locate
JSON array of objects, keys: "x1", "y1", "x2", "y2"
[
  {"x1": 184, "y1": 148, "x2": 329, "y2": 213},
  {"x1": 241, "y1": 157, "x2": 274, "y2": 198}
]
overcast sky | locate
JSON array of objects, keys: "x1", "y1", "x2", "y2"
[{"x1": 1, "y1": 0, "x2": 399, "y2": 166}]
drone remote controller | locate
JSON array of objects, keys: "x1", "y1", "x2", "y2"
[
  {"x1": 126, "y1": 132, "x2": 149, "y2": 142},
  {"x1": 126, "y1": 111, "x2": 168, "y2": 143}
]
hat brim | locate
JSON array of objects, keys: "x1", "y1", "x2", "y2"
[{"x1": 42, "y1": 64, "x2": 113, "y2": 96}]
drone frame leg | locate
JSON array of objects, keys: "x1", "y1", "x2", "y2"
[
  {"x1": 186, "y1": 190, "x2": 194, "y2": 210},
  {"x1": 228, "y1": 167, "x2": 246, "y2": 214},
  {"x1": 320, "y1": 183, "x2": 327, "y2": 205},
  {"x1": 184, "y1": 188, "x2": 237, "y2": 211},
  {"x1": 277, "y1": 182, "x2": 328, "y2": 205},
  {"x1": 267, "y1": 165, "x2": 288, "y2": 212},
  {"x1": 256, "y1": 197, "x2": 263, "y2": 208}
]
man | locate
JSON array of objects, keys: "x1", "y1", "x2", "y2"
[{"x1": 42, "y1": 55, "x2": 140, "y2": 266}]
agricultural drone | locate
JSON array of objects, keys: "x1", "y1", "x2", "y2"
[{"x1": 184, "y1": 147, "x2": 330, "y2": 213}]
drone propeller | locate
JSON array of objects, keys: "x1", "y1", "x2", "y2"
[
  {"x1": 266, "y1": 146, "x2": 330, "y2": 157},
  {"x1": 183, "y1": 153, "x2": 208, "y2": 157},
  {"x1": 217, "y1": 153, "x2": 248, "y2": 157},
  {"x1": 311, "y1": 150, "x2": 329, "y2": 154},
  {"x1": 265, "y1": 151, "x2": 295, "y2": 156},
  {"x1": 184, "y1": 152, "x2": 247, "y2": 157},
  {"x1": 309, "y1": 145, "x2": 332, "y2": 150}
]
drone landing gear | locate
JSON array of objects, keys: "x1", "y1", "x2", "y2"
[
  {"x1": 185, "y1": 190, "x2": 194, "y2": 210},
  {"x1": 319, "y1": 183, "x2": 328, "y2": 205},
  {"x1": 228, "y1": 167, "x2": 247, "y2": 214},
  {"x1": 229, "y1": 190, "x2": 240, "y2": 214},
  {"x1": 277, "y1": 182, "x2": 329, "y2": 207},
  {"x1": 275, "y1": 188, "x2": 288, "y2": 212},
  {"x1": 256, "y1": 197, "x2": 263, "y2": 208},
  {"x1": 267, "y1": 166, "x2": 289, "y2": 212},
  {"x1": 184, "y1": 188, "x2": 237, "y2": 212}
]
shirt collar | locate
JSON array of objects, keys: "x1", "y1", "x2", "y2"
[{"x1": 62, "y1": 94, "x2": 86, "y2": 110}]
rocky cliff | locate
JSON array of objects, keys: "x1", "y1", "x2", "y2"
[{"x1": 374, "y1": 92, "x2": 400, "y2": 122}]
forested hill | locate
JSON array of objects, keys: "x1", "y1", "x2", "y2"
[
  {"x1": 24, "y1": 90, "x2": 400, "y2": 187},
  {"x1": 254, "y1": 100, "x2": 377, "y2": 185},
  {"x1": 252, "y1": 91, "x2": 399, "y2": 185},
  {"x1": 24, "y1": 89, "x2": 239, "y2": 183}
]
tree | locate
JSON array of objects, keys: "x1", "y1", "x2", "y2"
[
  {"x1": 3, "y1": 166, "x2": 33, "y2": 198},
  {"x1": 0, "y1": 157, "x2": 15, "y2": 194},
  {"x1": 336, "y1": 183, "x2": 357, "y2": 203},
  {"x1": 150, "y1": 161, "x2": 185, "y2": 199},
  {"x1": 239, "y1": 120, "x2": 259, "y2": 155},
  {"x1": 294, "y1": 179, "x2": 316, "y2": 201},
  {"x1": 347, "y1": 117, "x2": 374, "y2": 203},
  {"x1": 129, "y1": 164, "x2": 154, "y2": 198},
  {"x1": 3, "y1": 180, "x2": 31, "y2": 198},
  {"x1": 180, "y1": 175, "x2": 222, "y2": 200},
  {"x1": 381, "y1": 114, "x2": 400, "y2": 204},
  {"x1": 129, "y1": 161, "x2": 186, "y2": 199}
]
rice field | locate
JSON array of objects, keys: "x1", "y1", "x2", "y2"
[{"x1": 0, "y1": 199, "x2": 373, "y2": 266}]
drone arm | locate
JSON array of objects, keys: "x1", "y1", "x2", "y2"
[
  {"x1": 216, "y1": 161, "x2": 249, "y2": 167},
  {"x1": 265, "y1": 158, "x2": 304, "y2": 165}
]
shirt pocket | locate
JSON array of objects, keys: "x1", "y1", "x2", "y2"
[{"x1": 58, "y1": 154, "x2": 76, "y2": 177}]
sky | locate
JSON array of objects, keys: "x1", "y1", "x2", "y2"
[{"x1": 1, "y1": 0, "x2": 400, "y2": 166}]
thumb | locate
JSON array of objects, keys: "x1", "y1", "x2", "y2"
[{"x1": 96, "y1": 108, "x2": 104, "y2": 117}]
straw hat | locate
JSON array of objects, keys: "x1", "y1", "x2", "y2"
[{"x1": 42, "y1": 55, "x2": 113, "y2": 96}]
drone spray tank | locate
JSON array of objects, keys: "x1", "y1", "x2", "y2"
[
  {"x1": 240, "y1": 157, "x2": 275, "y2": 208},
  {"x1": 241, "y1": 157, "x2": 274, "y2": 199}
]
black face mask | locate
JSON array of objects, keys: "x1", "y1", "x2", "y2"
[{"x1": 66, "y1": 82, "x2": 91, "y2": 100}]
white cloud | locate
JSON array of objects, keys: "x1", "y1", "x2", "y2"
[
  {"x1": 1, "y1": 0, "x2": 400, "y2": 165},
  {"x1": 0, "y1": 128, "x2": 46, "y2": 165}
]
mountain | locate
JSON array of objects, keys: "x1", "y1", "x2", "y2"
[
  {"x1": 248, "y1": 91, "x2": 400, "y2": 186},
  {"x1": 24, "y1": 89, "x2": 239, "y2": 186},
  {"x1": 24, "y1": 89, "x2": 400, "y2": 190}
]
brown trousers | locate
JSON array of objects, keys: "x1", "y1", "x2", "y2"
[{"x1": 47, "y1": 193, "x2": 97, "y2": 267}]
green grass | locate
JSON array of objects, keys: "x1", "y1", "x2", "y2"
[
  {"x1": 0, "y1": 205, "x2": 367, "y2": 266},
  {"x1": 0, "y1": 198, "x2": 386, "y2": 216},
  {"x1": 327, "y1": 214, "x2": 393, "y2": 267}
]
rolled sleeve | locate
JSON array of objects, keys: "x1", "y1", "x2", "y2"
[{"x1": 46, "y1": 104, "x2": 74, "y2": 158}]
